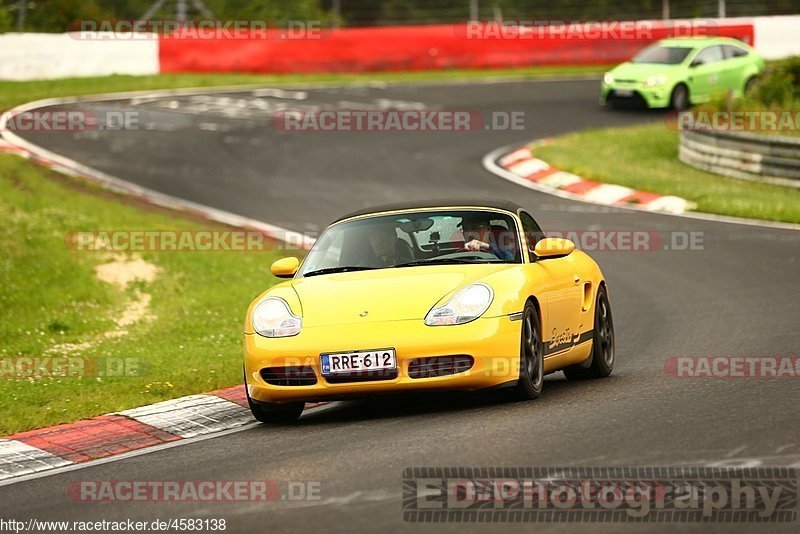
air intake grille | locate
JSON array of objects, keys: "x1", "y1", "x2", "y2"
[
  {"x1": 407, "y1": 355, "x2": 474, "y2": 379},
  {"x1": 260, "y1": 366, "x2": 317, "y2": 386}
]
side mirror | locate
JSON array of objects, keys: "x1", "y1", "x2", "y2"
[
  {"x1": 534, "y1": 238, "x2": 575, "y2": 259},
  {"x1": 689, "y1": 60, "x2": 702, "y2": 68},
  {"x1": 270, "y1": 257, "x2": 300, "y2": 278}
]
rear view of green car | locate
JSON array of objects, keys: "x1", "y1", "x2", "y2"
[{"x1": 600, "y1": 36, "x2": 765, "y2": 109}]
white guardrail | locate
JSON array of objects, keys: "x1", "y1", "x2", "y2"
[
  {"x1": 679, "y1": 128, "x2": 800, "y2": 188},
  {"x1": 0, "y1": 32, "x2": 159, "y2": 80}
]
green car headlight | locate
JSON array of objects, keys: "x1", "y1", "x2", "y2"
[
  {"x1": 644, "y1": 75, "x2": 667, "y2": 87},
  {"x1": 603, "y1": 72, "x2": 614, "y2": 85}
]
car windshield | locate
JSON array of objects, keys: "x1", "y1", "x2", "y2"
[
  {"x1": 631, "y1": 45, "x2": 693, "y2": 65},
  {"x1": 299, "y1": 209, "x2": 522, "y2": 277}
]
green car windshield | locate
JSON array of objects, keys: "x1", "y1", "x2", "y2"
[
  {"x1": 631, "y1": 45, "x2": 693, "y2": 65},
  {"x1": 299, "y1": 210, "x2": 523, "y2": 277}
]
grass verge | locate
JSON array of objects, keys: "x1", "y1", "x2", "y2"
[
  {"x1": 532, "y1": 123, "x2": 800, "y2": 223},
  {"x1": 0, "y1": 155, "x2": 296, "y2": 435}
]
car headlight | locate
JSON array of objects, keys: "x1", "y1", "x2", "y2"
[
  {"x1": 644, "y1": 75, "x2": 666, "y2": 87},
  {"x1": 425, "y1": 284, "x2": 493, "y2": 326},
  {"x1": 252, "y1": 297, "x2": 302, "y2": 337},
  {"x1": 603, "y1": 72, "x2": 614, "y2": 85}
]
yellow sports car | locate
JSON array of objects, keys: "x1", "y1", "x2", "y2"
[{"x1": 243, "y1": 200, "x2": 615, "y2": 423}]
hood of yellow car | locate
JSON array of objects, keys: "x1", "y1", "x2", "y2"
[{"x1": 291, "y1": 264, "x2": 508, "y2": 327}]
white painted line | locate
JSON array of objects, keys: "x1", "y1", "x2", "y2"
[
  {"x1": 0, "y1": 440, "x2": 72, "y2": 481},
  {"x1": 581, "y1": 183, "x2": 635, "y2": 204},
  {"x1": 642, "y1": 195, "x2": 695, "y2": 215},
  {"x1": 251, "y1": 88, "x2": 309, "y2": 100},
  {"x1": 118, "y1": 395, "x2": 252, "y2": 439},
  {"x1": 483, "y1": 143, "x2": 800, "y2": 231}
]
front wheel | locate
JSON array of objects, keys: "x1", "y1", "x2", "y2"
[
  {"x1": 564, "y1": 286, "x2": 615, "y2": 380},
  {"x1": 244, "y1": 369, "x2": 304, "y2": 423},
  {"x1": 670, "y1": 84, "x2": 690, "y2": 110},
  {"x1": 248, "y1": 396, "x2": 305, "y2": 424},
  {"x1": 508, "y1": 302, "x2": 544, "y2": 400}
]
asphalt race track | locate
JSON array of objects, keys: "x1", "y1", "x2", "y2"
[{"x1": 3, "y1": 79, "x2": 800, "y2": 532}]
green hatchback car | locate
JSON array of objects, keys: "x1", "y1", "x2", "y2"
[{"x1": 600, "y1": 36, "x2": 764, "y2": 109}]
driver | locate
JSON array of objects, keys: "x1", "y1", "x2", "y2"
[
  {"x1": 366, "y1": 221, "x2": 401, "y2": 267},
  {"x1": 461, "y1": 214, "x2": 515, "y2": 261}
]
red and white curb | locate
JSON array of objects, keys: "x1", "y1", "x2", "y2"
[
  {"x1": 0, "y1": 386, "x2": 329, "y2": 482},
  {"x1": 490, "y1": 144, "x2": 696, "y2": 215}
]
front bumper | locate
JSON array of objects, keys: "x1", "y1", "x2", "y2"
[
  {"x1": 600, "y1": 82, "x2": 670, "y2": 109},
  {"x1": 244, "y1": 315, "x2": 521, "y2": 403}
]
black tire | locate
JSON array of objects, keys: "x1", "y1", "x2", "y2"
[
  {"x1": 564, "y1": 286, "x2": 615, "y2": 380},
  {"x1": 508, "y1": 302, "x2": 544, "y2": 400},
  {"x1": 669, "y1": 83, "x2": 689, "y2": 110},
  {"x1": 244, "y1": 369, "x2": 304, "y2": 424},
  {"x1": 744, "y1": 76, "x2": 758, "y2": 94}
]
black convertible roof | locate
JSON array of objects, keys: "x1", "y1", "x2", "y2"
[{"x1": 334, "y1": 199, "x2": 526, "y2": 223}]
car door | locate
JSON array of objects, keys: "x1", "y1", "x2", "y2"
[
  {"x1": 721, "y1": 44, "x2": 751, "y2": 94},
  {"x1": 687, "y1": 45, "x2": 725, "y2": 103},
  {"x1": 521, "y1": 212, "x2": 582, "y2": 358}
]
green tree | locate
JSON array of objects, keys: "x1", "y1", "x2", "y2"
[
  {"x1": 4, "y1": 0, "x2": 116, "y2": 33},
  {"x1": 204, "y1": 0, "x2": 327, "y2": 24},
  {"x1": 0, "y1": 4, "x2": 12, "y2": 33}
]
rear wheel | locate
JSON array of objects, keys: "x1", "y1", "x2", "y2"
[
  {"x1": 670, "y1": 83, "x2": 689, "y2": 110},
  {"x1": 508, "y1": 302, "x2": 544, "y2": 400},
  {"x1": 244, "y1": 369, "x2": 304, "y2": 423},
  {"x1": 744, "y1": 76, "x2": 758, "y2": 94},
  {"x1": 564, "y1": 286, "x2": 614, "y2": 380}
]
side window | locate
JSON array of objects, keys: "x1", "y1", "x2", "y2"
[
  {"x1": 692, "y1": 45, "x2": 724, "y2": 66},
  {"x1": 519, "y1": 211, "x2": 544, "y2": 259},
  {"x1": 722, "y1": 44, "x2": 748, "y2": 59}
]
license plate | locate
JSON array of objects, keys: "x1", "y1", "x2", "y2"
[
  {"x1": 614, "y1": 89, "x2": 634, "y2": 97},
  {"x1": 321, "y1": 349, "x2": 396, "y2": 375}
]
